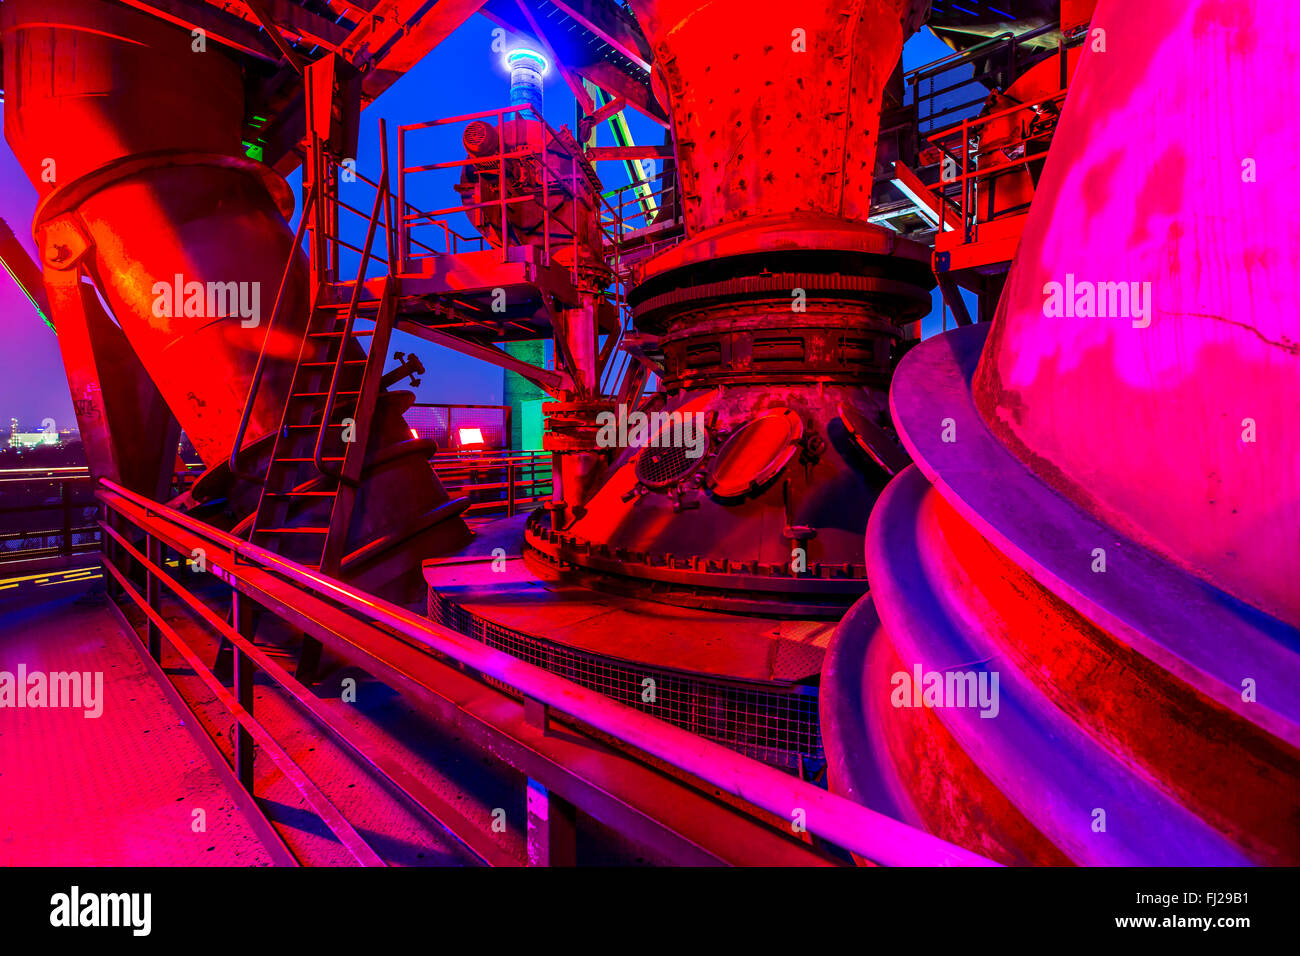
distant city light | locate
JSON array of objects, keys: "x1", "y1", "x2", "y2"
[{"x1": 5, "y1": 417, "x2": 69, "y2": 452}]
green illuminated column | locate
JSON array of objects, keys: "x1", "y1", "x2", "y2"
[{"x1": 503, "y1": 340, "x2": 547, "y2": 451}]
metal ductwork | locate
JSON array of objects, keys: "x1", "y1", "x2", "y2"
[{"x1": 4, "y1": 0, "x2": 305, "y2": 464}]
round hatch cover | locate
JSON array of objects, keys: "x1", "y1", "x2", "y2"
[{"x1": 707, "y1": 408, "x2": 805, "y2": 498}]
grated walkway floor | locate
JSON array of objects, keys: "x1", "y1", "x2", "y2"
[{"x1": 0, "y1": 591, "x2": 276, "y2": 865}]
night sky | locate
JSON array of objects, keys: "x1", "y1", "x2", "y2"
[{"x1": 0, "y1": 16, "x2": 959, "y2": 432}]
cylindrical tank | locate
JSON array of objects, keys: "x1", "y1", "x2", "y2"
[{"x1": 972, "y1": 3, "x2": 1300, "y2": 629}]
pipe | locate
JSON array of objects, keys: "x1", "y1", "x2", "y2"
[{"x1": 98, "y1": 476, "x2": 996, "y2": 867}]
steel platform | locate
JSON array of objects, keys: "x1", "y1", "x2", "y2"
[
  {"x1": 0, "y1": 591, "x2": 278, "y2": 866},
  {"x1": 424, "y1": 515, "x2": 833, "y2": 770}
]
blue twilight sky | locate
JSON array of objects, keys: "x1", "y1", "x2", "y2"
[{"x1": 0, "y1": 16, "x2": 963, "y2": 430}]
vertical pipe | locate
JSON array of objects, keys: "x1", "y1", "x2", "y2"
[{"x1": 398, "y1": 127, "x2": 408, "y2": 273}]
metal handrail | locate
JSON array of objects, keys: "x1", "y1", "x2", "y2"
[
  {"x1": 904, "y1": 21, "x2": 1059, "y2": 87},
  {"x1": 929, "y1": 88, "x2": 1069, "y2": 242},
  {"x1": 314, "y1": 119, "x2": 393, "y2": 482},
  {"x1": 907, "y1": 21, "x2": 1068, "y2": 145},
  {"x1": 96, "y1": 512, "x2": 383, "y2": 865},
  {"x1": 229, "y1": 181, "x2": 318, "y2": 483},
  {"x1": 397, "y1": 103, "x2": 594, "y2": 280},
  {"x1": 97, "y1": 475, "x2": 997, "y2": 867}
]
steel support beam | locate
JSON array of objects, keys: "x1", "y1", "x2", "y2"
[
  {"x1": 935, "y1": 273, "x2": 974, "y2": 327},
  {"x1": 38, "y1": 258, "x2": 180, "y2": 498},
  {"x1": 115, "y1": 0, "x2": 281, "y2": 61},
  {"x1": 342, "y1": 0, "x2": 489, "y2": 103},
  {"x1": 396, "y1": 320, "x2": 571, "y2": 393},
  {"x1": 548, "y1": 0, "x2": 652, "y2": 71}
]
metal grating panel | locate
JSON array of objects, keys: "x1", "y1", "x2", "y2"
[
  {"x1": 405, "y1": 405, "x2": 508, "y2": 451},
  {"x1": 405, "y1": 405, "x2": 449, "y2": 446},
  {"x1": 428, "y1": 590, "x2": 823, "y2": 771}
]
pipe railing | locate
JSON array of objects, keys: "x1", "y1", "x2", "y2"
[
  {"x1": 96, "y1": 475, "x2": 997, "y2": 867},
  {"x1": 432, "y1": 451, "x2": 552, "y2": 516},
  {"x1": 928, "y1": 87, "x2": 1070, "y2": 243},
  {"x1": 228, "y1": 180, "x2": 319, "y2": 484},
  {"x1": 0, "y1": 466, "x2": 197, "y2": 562},
  {"x1": 0, "y1": 468, "x2": 97, "y2": 561}
]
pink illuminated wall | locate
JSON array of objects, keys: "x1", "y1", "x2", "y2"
[{"x1": 973, "y1": 0, "x2": 1300, "y2": 628}]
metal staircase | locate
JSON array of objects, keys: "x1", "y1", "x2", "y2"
[{"x1": 248, "y1": 275, "x2": 397, "y2": 575}]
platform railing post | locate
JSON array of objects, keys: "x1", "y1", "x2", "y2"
[
  {"x1": 398, "y1": 126, "x2": 408, "y2": 273},
  {"x1": 145, "y1": 535, "x2": 162, "y2": 661},
  {"x1": 525, "y1": 777, "x2": 576, "y2": 867},
  {"x1": 232, "y1": 589, "x2": 257, "y2": 792},
  {"x1": 61, "y1": 479, "x2": 72, "y2": 558},
  {"x1": 102, "y1": 500, "x2": 120, "y2": 601}
]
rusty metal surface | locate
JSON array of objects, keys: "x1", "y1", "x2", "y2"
[
  {"x1": 626, "y1": 0, "x2": 929, "y2": 239},
  {"x1": 4, "y1": 0, "x2": 311, "y2": 466},
  {"x1": 426, "y1": 542, "x2": 834, "y2": 682},
  {"x1": 894, "y1": 324, "x2": 1300, "y2": 748}
]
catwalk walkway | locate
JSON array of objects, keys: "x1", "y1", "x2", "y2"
[{"x1": 0, "y1": 588, "x2": 277, "y2": 865}]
